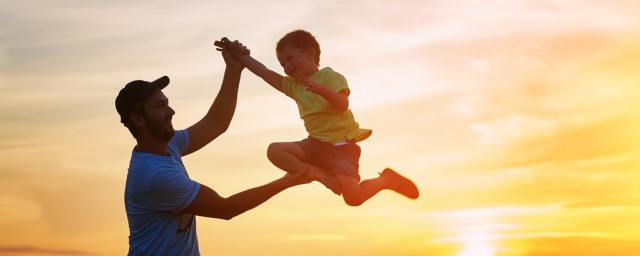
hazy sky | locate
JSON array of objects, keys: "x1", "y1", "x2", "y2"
[{"x1": 1, "y1": 0, "x2": 640, "y2": 255}]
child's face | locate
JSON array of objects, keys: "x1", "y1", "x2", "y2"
[{"x1": 276, "y1": 44, "x2": 317, "y2": 79}]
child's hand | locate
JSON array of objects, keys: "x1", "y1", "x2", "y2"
[
  {"x1": 228, "y1": 40, "x2": 250, "y2": 57},
  {"x1": 298, "y1": 77, "x2": 323, "y2": 95}
]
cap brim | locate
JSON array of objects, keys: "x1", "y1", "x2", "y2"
[{"x1": 151, "y1": 75, "x2": 170, "y2": 90}]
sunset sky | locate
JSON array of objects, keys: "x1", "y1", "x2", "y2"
[{"x1": 1, "y1": 0, "x2": 640, "y2": 255}]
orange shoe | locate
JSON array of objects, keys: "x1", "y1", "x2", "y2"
[{"x1": 380, "y1": 168, "x2": 419, "y2": 199}]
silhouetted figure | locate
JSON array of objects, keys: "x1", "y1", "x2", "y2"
[
  {"x1": 219, "y1": 30, "x2": 419, "y2": 206},
  {"x1": 116, "y1": 39, "x2": 311, "y2": 255}
]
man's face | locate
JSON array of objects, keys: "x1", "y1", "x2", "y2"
[{"x1": 141, "y1": 90, "x2": 175, "y2": 142}]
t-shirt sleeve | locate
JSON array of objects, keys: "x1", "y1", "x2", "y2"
[
  {"x1": 169, "y1": 129, "x2": 190, "y2": 155},
  {"x1": 325, "y1": 71, "x2": 350, "y2": 96},
  {"x1": 282, "y1": 76, "x2": 297, "y2": 99},
  {"x1": 148, "y1": 170, "x2": 201, "y2": 213}
]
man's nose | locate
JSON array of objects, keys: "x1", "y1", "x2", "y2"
[{"x1": 168, "y1": 106, "x2": 176, "y2": 116}]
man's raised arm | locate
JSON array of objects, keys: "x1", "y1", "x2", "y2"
[{"x1": 184, "y1": 40, "x2": 245, "y2": 156}]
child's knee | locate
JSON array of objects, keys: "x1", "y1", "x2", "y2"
[
  {"x1": 266, "y1": 143, "x2": 283, "y2": 162},
  {"x1": 342, "y1": 194, "x2": 364, "y2": 207},
  {"x1": 337, "y1": 176, "x2": 364, "y2": 206},
  {"x1": 340, "y1": 186, "x2": 364, "y2": 206}
]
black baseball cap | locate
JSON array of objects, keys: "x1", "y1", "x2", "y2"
[{"x1": 115, "y1": 76, "x2": 170, "y2": 124}]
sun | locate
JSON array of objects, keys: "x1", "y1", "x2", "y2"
[
  {"x1": 454, "y1": 232, "x2": 499, "y2": 256},
  {"x1": 457, "y1": 241, "x2": 497, "y2": 256}
]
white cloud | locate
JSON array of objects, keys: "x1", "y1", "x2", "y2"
[{"x1": 470, "y1": 114, "x2": 559, "y2": 145}]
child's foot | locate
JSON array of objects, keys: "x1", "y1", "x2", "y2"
[{"x1": 380, "y1": 168, "x2": 419, "y2": 199}]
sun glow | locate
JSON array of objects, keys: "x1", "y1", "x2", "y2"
[
  {"x1": 429, "y1": 207, "x2": 531, "y2": 256},
  {"x1": 457, "y1": 241, "x2": 497, "y2": 256},
  {"x1": 453, "y1": 228, "x2": 501, "y2": 256}
]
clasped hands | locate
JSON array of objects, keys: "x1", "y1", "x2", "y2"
[{"x1": 214, "y1": 37, "x2": 250, "y2": 57}]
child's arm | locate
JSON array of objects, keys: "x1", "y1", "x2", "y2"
[
  {"x1": 214, "y1": 38, "x2": 285, "y2": 93},
  {"x1": 237, "y1": 55, "x2": 285, "y2": 93},
  {"x1": 298, "y1": 78, "x2": 349, "y2": 111}
]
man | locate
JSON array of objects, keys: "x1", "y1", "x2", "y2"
[{"x1": 115, "y1": 39, "x2": 311, "y2": 255}]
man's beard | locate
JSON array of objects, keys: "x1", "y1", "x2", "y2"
[{"x1": 148, "y1": 117, "x2": 175, "y2": 142}]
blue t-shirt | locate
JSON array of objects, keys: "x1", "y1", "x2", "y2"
[{"x1": 125, "y1": 130, "x2": 201, "y2": 256}]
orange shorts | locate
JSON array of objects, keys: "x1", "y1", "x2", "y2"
[{"x1": 295, "y1": 136, "x2": 361, "y2": 181}]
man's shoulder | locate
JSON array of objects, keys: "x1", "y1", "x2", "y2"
[
  {"x1": 167, "y1": 129, "x2": 189, "y2": 157},
  {"x1": 129, "y1": 151, "x2": 180, "y2": 174},
  {"x1": 168, "y1": 129, "x2": 189, "y2": 146},
  {"x1": 127, "y1": 154, "x2": 185, "y2": 189}
]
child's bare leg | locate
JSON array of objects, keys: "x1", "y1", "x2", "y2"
[
  {"x1": 337, "y1": 168, "x2": 420, "y2": 206},
  {"x1": 336, "y1": 175, "x2": 386, "y2": 206},
  {"x1": 267, "y1": 142, "x2": 304, "y2": 172},
  {"x1": 267, "y1": 142, "x2": 340, "y2": 193}
]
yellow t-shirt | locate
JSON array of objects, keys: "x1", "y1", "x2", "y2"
[{"x1": 282, "y1": 67, "x2": 372, "y2": 143}]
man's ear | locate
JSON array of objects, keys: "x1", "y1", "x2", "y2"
[{"x1": 129, "y1": 113, "x2": 147, "y2": 129}]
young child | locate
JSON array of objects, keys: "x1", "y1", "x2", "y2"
[{"x1": 216, "y1": 31, "x2": 419, "y2": 206}]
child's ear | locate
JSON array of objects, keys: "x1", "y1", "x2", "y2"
[{"x1": 306, "y1": 46, "x2": 318, "y2": 63}]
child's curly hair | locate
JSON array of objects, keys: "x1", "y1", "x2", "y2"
[{"x1": 276, "y1": 30, "x2": 321, "y2": 66}]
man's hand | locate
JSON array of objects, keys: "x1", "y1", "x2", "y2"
[
  {"x1": 283, "y1": 170, "x2": 313, "y2": 186},
  {"x1": 215, "y1": 38, "x2": 250, "y2": 56},
  {"x1": 214, "y1": 37, "x2": 250, "y2": 54}
]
